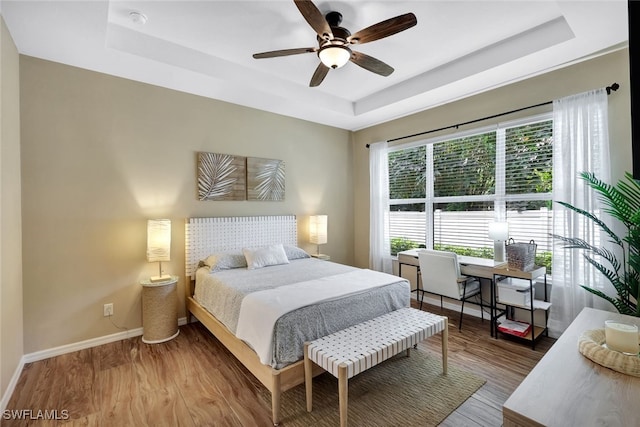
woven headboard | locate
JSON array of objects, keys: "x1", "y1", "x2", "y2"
[{"x1": 185, "y1": 215, "x2": 298, "y2": 280}]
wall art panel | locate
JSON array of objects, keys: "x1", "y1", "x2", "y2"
[
  {"x1": 247, "y1": 157, "x2": 285, "y2": 201},
  {"x1": 197, "y1": 152, "x2": 246, "y2": 201}
]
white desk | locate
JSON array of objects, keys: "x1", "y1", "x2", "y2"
[
  {"x1": 397, "y1": 249, "x2": 506, "y2": 280},
  {"x1": 397, "y1": 249, "x2": 507, "y2": 335}
]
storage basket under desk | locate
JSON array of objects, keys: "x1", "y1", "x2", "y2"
[
  {"x1": 497, "y1": 279, "x2": 533, "y2": 306},
  {"x1": 492, "y1": 266, "x2": 550, "y2": 349}
]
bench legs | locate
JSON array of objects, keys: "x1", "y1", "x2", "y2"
[
  {"x1": 303, "y1": 314, "x2": 448, "y2": 427},
  {"x1": 304, "y1": 343, "x2": 313, "y2": 412},
  {"x1": 305, "y1": 342, "x2": 351, "y2": 427},
  {"x1": 338, "y1": 365, "x2": 348, "y2": 427}
]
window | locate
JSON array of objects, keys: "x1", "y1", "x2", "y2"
[
  {"x1": 388, "y1": 114, "x2": 553, "y2": 271},
  {"x1": 389, "y1": 146, "x2": 426, "y2": 254}
]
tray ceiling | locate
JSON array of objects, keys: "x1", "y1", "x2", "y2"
[{"x1": 1, "y1": 1, "x2": 629, "y2": 130}]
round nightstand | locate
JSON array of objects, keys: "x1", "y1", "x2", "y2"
[{"x1": 140, "y1": 275, "x2": 179, "y2": 344}]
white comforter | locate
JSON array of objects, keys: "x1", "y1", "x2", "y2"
[{"x1": 235, "y1": 268, "x2": 402, "y2": 365}]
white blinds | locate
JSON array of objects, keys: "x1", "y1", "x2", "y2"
[
  {"x1": 504, "y1": 120, "x2": 553, "y2": 196},
  {"x1": 433, "y1": 131, "x2": 496, "y2": 198}
]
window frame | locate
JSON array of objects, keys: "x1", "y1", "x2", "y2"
[{"x1": 388, "y1": 112, "x2": 553, "y2": 251}]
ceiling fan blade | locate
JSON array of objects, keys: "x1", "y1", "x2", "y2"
[
  {"x1": 350, "y1": 51, "x2": 394, "y2": 76},
  {"x1": 348, "y1": 13, "x2": 417, "y2": 45},
  {"x1": 294, "y1": 0, "x2": 333, "y2": 40},
  {"x1": 253, "y1": 47, "x2": 317, "y2": 59},
  {"x1": 309, "y1": 62, "x2": 330, "y2": 87}
]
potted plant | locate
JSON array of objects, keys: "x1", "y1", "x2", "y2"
[{"x1": 553, "y1": 171, "x2": 640, "y2": 316}]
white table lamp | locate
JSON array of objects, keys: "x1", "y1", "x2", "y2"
[
  {"x1": 309, "y1": 215, "x2": 328, "y2": 256},
  {"x1": 488, "y1": 222, "x2": 509, "y2": 263},
  {"x1": 147, "y1": 219, "x2": 171, "y2": 282}
]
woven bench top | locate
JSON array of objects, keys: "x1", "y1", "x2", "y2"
[{"x1": 307, "y1": 307, "x2": 447, "y2": 379}]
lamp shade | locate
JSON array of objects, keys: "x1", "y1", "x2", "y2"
[
  {"x1": 319, "y1": 46, "x2": 351, "y2": 69},
  {"x1": 147, "y1": 219, "x2": 171, "y2": 262},
  {"x1": 488, "y1": 222, "x2": 509, "y2": 241},
  {"x1": 309, "y1": 215, "x2": 328, "y2": 245}
]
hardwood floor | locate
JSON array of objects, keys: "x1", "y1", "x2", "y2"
[{"x1": 5, "y1": 301, "x2": 555, "y2": 426}]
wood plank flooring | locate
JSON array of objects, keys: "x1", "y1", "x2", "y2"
[{"x1": 5, "y1": 301, "x2": 555, "y2": 426}]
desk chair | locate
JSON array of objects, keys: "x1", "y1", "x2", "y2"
[{"x1": 417, "y1": 249, "x2": 482, "y2": 331}]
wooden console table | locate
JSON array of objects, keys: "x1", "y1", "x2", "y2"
[{"x1": 503, "y1": 307, "x2": 640, "y2": 426}]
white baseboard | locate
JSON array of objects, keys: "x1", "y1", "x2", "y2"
[
  {"x1": 23, "y1": 316, "x2": 188, "y2": 363},
  {"x1": 23, "y1": 327, "x2": 143, "y2": 364},
  {"x1": 1, "y1": 316, "x2": 188, "y2": 410},
  {"x1": 0, "y1": 356, "x2": 25, "y2": 412},
  {"x1": 412, "y1": 293, "x2": 486, "y2": 319}
]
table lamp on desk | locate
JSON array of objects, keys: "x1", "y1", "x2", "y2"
[{"x1": 488, "y1": 222, "x2": 509, "y2": 263}]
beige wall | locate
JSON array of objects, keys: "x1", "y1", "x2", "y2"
[
  {"x1": 19, "y1": 56, "x2": 353, "y2": 353},
  {"x1": 1, "y1": 16, "x2": 24, "y2": 399},
  {"x1": 352, "y1": 49, "x2": 632, "y2": 269}
]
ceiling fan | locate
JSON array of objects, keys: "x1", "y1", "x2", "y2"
[{"x1": 252, "y1": 0, "x2": 417, "y2": 87}]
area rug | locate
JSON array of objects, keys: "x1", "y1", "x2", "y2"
[{"x1": 266, "y1": 350, "x2": 486, "y2": 426}]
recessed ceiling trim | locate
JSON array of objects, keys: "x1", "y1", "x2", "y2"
[
  {"x1": 2, "y1": 0, "x2": 627, "y2": 131},
  {"x1": 355, "y1": 16, "x2": 575, "y2": 115},
  {"x1": 105, "y1": 22, "x2": 355, "y2": 116}
]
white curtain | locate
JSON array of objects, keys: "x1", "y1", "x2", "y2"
[
  {"x1": 548, "y1": 88, "x2": 612, "y2": 337},
  {"x1": 369, "y1": 141, "x2": 393, "y2": 273}
]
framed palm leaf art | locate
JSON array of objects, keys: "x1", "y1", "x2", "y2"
[
  {"x1": 197, "y1": 152, "x2": 246, "y2": 201},
  {"x1": 247, "y1": 157, "x2": 285, "y2": 201}
]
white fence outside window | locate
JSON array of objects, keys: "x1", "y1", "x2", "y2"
[{"x1": 390, "y1": 208, "x2": 553, "y2": 252}]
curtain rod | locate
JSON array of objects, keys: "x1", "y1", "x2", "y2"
[{"x1": 366, "y1": 82, "x2": 620, "y2": 147}]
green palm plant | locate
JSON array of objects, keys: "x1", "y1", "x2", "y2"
[{"x1": 553, "y1": 171, "x2": 640, "y2": 316}]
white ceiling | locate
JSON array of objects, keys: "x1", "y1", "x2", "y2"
[{"x1": 1, "y1": 0, "x2": 629, "y2": 131}]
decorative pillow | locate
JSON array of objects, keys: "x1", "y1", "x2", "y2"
[
  {"x1": 283, "y1": 245, "x2": 311, "y2": 260},
  {"x1": 202, "y1": 252, "x2": 247, "y2": 272},
  {"x1": 243, "y1": 244, "x2": 290, "y2": 270}
]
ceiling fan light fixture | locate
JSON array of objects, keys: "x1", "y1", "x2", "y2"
[
  {"x1": 319, "y1": 45, "x2": 351, "y2": 69},
  {"x1": 252, "y1": 2, "x2": 417, "y2": 87}
]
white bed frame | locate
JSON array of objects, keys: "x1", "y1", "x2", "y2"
[{"x1": 184, "y1": 215, "x2": 324, "y2": 425}]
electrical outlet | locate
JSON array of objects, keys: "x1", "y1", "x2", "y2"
[{"x1": 103, "y1": 303, "x2": 113, "y2": 317}]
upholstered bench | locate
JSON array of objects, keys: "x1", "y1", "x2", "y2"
[{"x1": 303, "y1": 307, "x2": 448, "y2": 427}]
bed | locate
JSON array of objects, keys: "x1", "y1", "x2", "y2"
[{"x1": 184, "y1": 215, "x2": 410, "y2": 425}]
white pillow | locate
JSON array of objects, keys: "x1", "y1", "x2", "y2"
[
  {"x1": 283, "y1": 245, "x2": 311, "y2": 260},
  {"x1": 243, "y1": 244, "x2": 290, "y2": 270},
  {"x1": 203, "y1": 252, "x2": 247, "y2": 272}
]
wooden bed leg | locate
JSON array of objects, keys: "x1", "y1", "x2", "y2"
[
  {"x1": 442, "y1": 321, "x2": 449, "y2": 375},
  {"x1": 272, "y1": 372, "x2": 281, "y2": 426}
]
